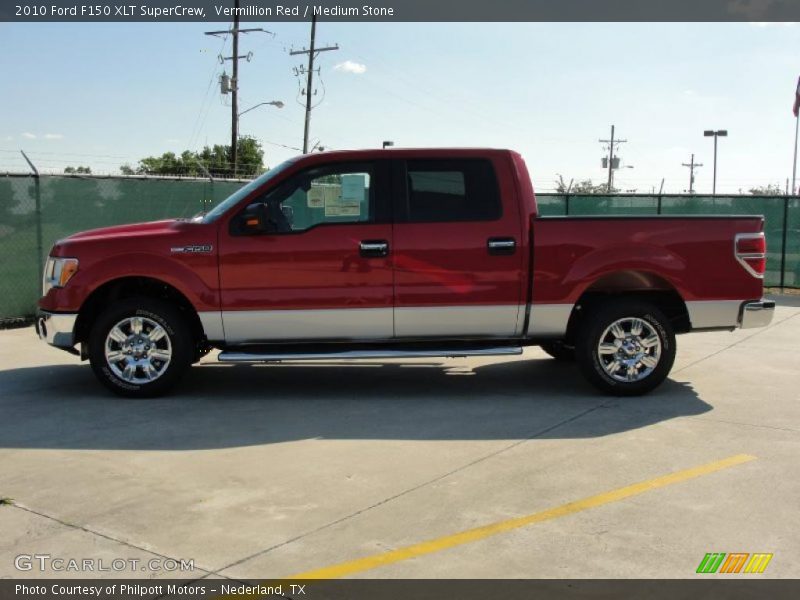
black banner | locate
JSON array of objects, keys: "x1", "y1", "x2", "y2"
[
  {"x1": 2, "y1": 580, "x2": 800, "y2": 600},
  {"x1": 3, "y1": 0, "x2": 800, "y2": 22}
]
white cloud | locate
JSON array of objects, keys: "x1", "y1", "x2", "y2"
[
  {"x1": 22, "y1": 132, "x2": 36, "y2": 139},
  {"x1": 43, "y1": 133, "x2": 64, "y2": 140},
  {"x1": 3, "y1": 135, "x2": 12, "y2": 141},
  {"x1": 334, "y1": 60, "x2": 367, "y2": 75}
]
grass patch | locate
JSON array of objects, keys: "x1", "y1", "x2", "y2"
[{"x1": 0, "y1": 497, "x2": 14, "y2": 506}]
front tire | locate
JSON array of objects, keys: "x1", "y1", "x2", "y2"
[
  {"x1": 89, "y1": 298, "x2": 192, "y2": 398},
  {"x1": 575, "y1": 300, "x2": 676, "y2": 396}
]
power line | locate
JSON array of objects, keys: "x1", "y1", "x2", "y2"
[{"x1": 188, "y1": 33, "x2": 228, "y2": 151}]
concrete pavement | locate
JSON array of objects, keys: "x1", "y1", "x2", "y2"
[{"x1": 0, "y1": 298, "x2": 798, "y2": 580}]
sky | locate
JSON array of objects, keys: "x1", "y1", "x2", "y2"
[{"x1": 0, "y1": 21, "x2": 798, "y2": 193}]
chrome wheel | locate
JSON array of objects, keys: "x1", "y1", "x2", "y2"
[
  {"x1": 596, "y1": 317, "x2": 661, "y2": 383},
  {"x1": 104, "y1": 316, "x2": 172, "y2": 384}
]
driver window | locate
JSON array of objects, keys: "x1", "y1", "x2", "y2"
[{"x1": 261, "y1": 164, "x2": 373, "y2": 233}]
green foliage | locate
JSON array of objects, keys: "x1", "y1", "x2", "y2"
[
  {"x1": 127, "y1": 136, "x2": 265, "y2": 178},
  {"x1": 316, "y1": 174, "x2": 342, "y2": 184},
  {"x1": 555, "y1": 175, "x2": 618, "y2": 194},
  {"x1": 748, "y1": 184, "x2": 783, "y2": 196},
  {"x1": 64, "y1": 166, "x2": 91, "y2": 174}
]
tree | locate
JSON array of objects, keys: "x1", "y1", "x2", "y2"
[
  {"x1": 555, "y1": 175, "x2": 617, "y2": 194},
  {"x1": 748, "y1": 184, "x2": 782, "y2": 196},
  {"x1": 554, "y1": 174, "x2": 572, "y2": 193},
  {"x1": 125, "y1": 136, "x2": 265, "y2": 178},
  {"x1": 64, "y1": 166, "x2": 91, "y2": 174}
]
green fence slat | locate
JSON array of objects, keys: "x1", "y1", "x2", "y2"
[{"x1": 0, "y1": 180, "x2": 797, "y2": 321}]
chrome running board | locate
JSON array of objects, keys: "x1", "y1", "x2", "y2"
[{"x1": 218, "y1": 346, "x2": 522, "y2": 363}]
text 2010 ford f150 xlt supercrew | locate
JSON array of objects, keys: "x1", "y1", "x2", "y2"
[{"x1": 36, "y1": 148, "x2": 775, "y2": 397}]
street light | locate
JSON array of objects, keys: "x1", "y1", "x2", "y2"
[
  {"x1": 235, "y1": 102, "x2": 285, "y2": 159},
  {"x1": 704, "y1": 129, "x2": 728, "y2": 195},
  {"x1": 238, "y1": 100, "x2": 284, "y2": 119}
]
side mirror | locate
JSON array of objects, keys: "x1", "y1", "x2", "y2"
[{"x1": 238, "y1": 203, "x2": 268, "y2": 234}]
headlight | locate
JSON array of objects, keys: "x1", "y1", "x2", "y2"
[{"x1": 43, "y1": 257, "x2": 79, "y2": 295}]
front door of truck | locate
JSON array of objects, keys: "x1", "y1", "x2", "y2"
[
  {"x1": 391, "y1": 156, "x2": 525, "y2": 338},
  {"x1": 218, "y1": 160, "x2": 394, "y2": 343}
]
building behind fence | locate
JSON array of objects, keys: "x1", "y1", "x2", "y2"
[{"x1": 1, "y1": 173, "x2": 799, "y2": 323}]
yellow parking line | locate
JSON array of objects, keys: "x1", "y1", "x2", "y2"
[{"x1": 283, "y1": 454, "x2": 756, "y2": 580}]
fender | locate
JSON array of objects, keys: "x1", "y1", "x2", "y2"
[
  {"x1": 564, "y1": 242, "x2": 688, "y2": 303},
  {"x1": 536, "y1": 241, "x2": 688, "y2": 306},
  {"x1": 40, "y1": 251, "x2": 219, "y2": 313}
]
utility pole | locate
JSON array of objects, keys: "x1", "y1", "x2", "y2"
[
  {"x1": 793, "y1": 111, "x2": 799, "y2": 195},
  {"x1": 682, "y1": 154, "x2": 703, "y2": 194},
  {"x1": 205, "y1": 1, "x2": 270, "y2": 176},
  {"x1": 599, "y1": 125, "x2": 627, "y2": 192},
  {"x1": 290, "y1": 14, "x2": 339, "y2": 153},
  {"x1": 230, "y1": 3, "x2": 239, "y2": 174},
  {"x1": 301, "y1": 15, "x2": 314, "y2": 155},
  {"x1": 606, "y1": 125, "x2": 614, "y2": 190}
]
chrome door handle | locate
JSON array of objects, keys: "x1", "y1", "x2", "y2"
[
  {"x1": 487, "y1": 237, "x2": 516, "y2": 256},
  {"x1": 360, "y1": 240, "x2": 389, "y2": 258}
]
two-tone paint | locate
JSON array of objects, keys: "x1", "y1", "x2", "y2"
[{"x1": 38, "y1": 148, "x2": 771, "y2": 352}]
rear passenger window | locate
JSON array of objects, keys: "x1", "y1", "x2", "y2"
[{"x1": 404, "y1": 159, "x2": 501, "y2": 223}]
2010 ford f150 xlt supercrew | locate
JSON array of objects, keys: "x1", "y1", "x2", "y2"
[{"x1": 36, "y1": 148, "x2": 775, "y2": 397}]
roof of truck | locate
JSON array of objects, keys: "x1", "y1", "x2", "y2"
[{"x1": 291, "y1": 147, "x2": 518, "y2": 163}]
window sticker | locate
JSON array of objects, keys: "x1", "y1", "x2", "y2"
[
  {"x1": 307, "y1": 186, "x2": 326, "y2": 208},
  {"x1": 324, "y1": 174, "x2": 365, "y2": 217},
  {"x1": 341, "y1": 174, "x2": 366, "y2": 202}
]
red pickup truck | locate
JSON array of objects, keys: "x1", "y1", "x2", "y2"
[{"x1": 37, "y1": 148, "x2": 774, "y2": 397}]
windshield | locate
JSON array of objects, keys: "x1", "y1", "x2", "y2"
[{"x1": 201, "y1": 157, "x2": 299, "y2": 223}]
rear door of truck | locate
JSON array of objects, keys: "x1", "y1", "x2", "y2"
[{"x1": 391, "y1": 152, "x2": 526, "y2": 338}]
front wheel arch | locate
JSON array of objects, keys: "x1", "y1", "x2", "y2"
[{"x1": 75, "y1": 276, "x2": 205, "y2": 353}]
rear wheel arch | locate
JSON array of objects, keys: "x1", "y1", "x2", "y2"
[{"x1": 563, "y1": 270, "x2": 691, "y2": 343}]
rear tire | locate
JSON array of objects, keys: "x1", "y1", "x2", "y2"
[
  {"x1": 539, "y1": 340, "x2": 575, "y2": 361},
  {"x1": 575, "y1": 299, "x2": 676, "y2": 396},
  {"x1": 89, "y1": 298, "x2": 192, "y2": 398}
]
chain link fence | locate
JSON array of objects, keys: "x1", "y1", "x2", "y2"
[
  {"x1": 1, "y1": 174, "x2": 798, "y2": 324},
  {"x1": 0, "y1": 173, "x2": 242, "y2": 325}
]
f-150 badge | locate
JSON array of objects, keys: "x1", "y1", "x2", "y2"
[{"x1": 171, "y1": 244, "x2": 213, "y2": 254}]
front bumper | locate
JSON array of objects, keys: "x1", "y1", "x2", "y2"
[
  {"x1": 35, "y1": 311, "x2": 78, "y2": 349},
  {"x1": 739, "y1": 299, "x2": 775, "y2": 329}
]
